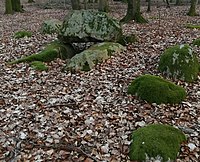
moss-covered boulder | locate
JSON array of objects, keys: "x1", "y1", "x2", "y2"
[
  {"x1": 193, "y1": 38, "x2": 200, "y2": 47},
  {"x1": 127, "y1": 75, "x2": 186, "y2": 104},
  {"x1": 9, "y1": 41, "x2": 76, "y2": 64},
  {"x1": 40, "y1": 19, "x2": 62, "y2": 34},
  {"x1": 158, "y1": 44, "x2": 199, "y2": 82},
  {"x1": 58, "y1": 10, "x2": 123, "y2": 43},
  {"x1": 66, "y1": 42, "x2": 125, "y2": 72},
  {"x1": 129, "y1": 124, "x2": 187, "y2": 162},
  {"x1": 14, "y1": 30, "x2": 32, "y2": 39},
  {"x1": 31, "y1": 61, "x2": 48, "y2": 71}
]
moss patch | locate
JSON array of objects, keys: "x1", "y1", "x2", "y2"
[
  {"x1": 193, "y1": 38, "x2": 200, "y2": 47},
  {"x1": 14, "y1": 30, "x2": 32, "y2": 39},
  {"x1": 66, "y1": 42, "x2": 125, "y2": 72},
  {"x1": 127, "y1": 74, "x2": 186, "y2": 104},
  {"x1": 158, "y1": 44, "x2": 199, "y2": 82},
  {"x1": 117, "y1": 34, "x2": 138, "y2": 45},
  {"x1": 129, "y1": 124, "x2": 187, "y2": 162},
  {"x1": 31, "y1": 61, "x2": 48, "y2": 71},
  {"x1": 9, "y1": 41, "x2": 76, "y2": 64},
  {"x1": 186, "y1": 24, "x2": 200, "y2": 29}
]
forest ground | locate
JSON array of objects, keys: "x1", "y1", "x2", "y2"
[{"x1": 0, "y1": 1, "x2": 200, "y2": 162}]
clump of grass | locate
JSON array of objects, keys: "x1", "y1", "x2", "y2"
[
  {"x1": 14, "y1": 30, "x2": 32, "y2": 39},
  {"x1": 31, "y1": 61, "x2": 48, "y2": 71},
  {"x1": 129, "y1": 124, "x2": 187, "y2": 162}
]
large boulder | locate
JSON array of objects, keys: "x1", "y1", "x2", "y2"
[
  {"x1": 66, "y1": 42, "x2": 125, "y2": 72},
  {"x1": 129, "y1": 124, "x2": 186, "y2": 162},
  {"x1": 127, "y1": 74, "x2": 186, "y2": 104},
  {"x1": 158, "y1": 44, "x2": 199, "y2": 82},
  {"x1": 58, "y1": 10, "x2": 123, "y2": 43}
]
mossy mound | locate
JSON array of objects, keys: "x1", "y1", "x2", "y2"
[
  {"x1": 66, "y1": 42, "x2": 125, "y2": 72},
  {"x1": 193, "y1": 38, "x2": 200, "y2": 47},
  {"x1": 58, "y1": 10, "x2": 123, "y2": 43},
  {"x1": 40, "y1": 19, "x2": 62, "y2": 34},
  {"x1": 9, "y1": 41, "x2": 76, "y2": 64},
  {"x1": 129, "y1": 124, "x2": 187, "y2": 162},
  {"x1": 127, "y1": 75, "x2": 186, "y2": 104},
  {"x1": 31, "y1": 61, "x2": 48, "y2": 71},
  {"x1": 14, "y1": 30, "x2": 32, "y2": 39},
  {"x1": 158, "y1": 44, "x2": 199, "y2": 82}
]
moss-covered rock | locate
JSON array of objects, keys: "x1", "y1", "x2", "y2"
[
  {"x1": 9, "y1": 41, "x2": 76, "y2": 64},
  {"x1": 158, "y1": 44, "x2": 199, "y2": 82},
  {"x1": 129, "y1": 124, "x2": 187, "y2": 162},
  {"x1": 14, "y1": 30, "x2": 32, "y2": 39},
  {"x1": 193, "y1": 38, "x2": 200, "y2": 47},
  {"x1": 127, "y1": 74, "x2": 186, "y2": 104},
  {"x1": 31, "y1": 61, "x2": 48, "y2": 71},
  {"x1": 58, "y1": 10, "x2": 123, "y2": 43},
  {"x1": 66, "y1": 42, "x2": 125, "y2": 72},
  {"x1": 40, "y1": 19, "x2": 62, "y2": 34}
]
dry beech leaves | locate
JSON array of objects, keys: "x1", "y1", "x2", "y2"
[{"x1": 0, "y1": 2, "x2": 200, "y2": 162}]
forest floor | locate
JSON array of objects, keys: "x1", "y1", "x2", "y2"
[{"x1": 0, "y1": 1, "x2": 200, "y2": 162}]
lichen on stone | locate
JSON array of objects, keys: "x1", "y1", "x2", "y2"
[
  {"x1": 127, "y1": 74, "x2": 186, "y2": 104},
  {"x1": 158, "y1": 44, "x2": 199, "y2": 82},
  {"x1": 129, "y1": 124, "x2": 187, "y2": 162},
  {"x1": 58, "y1": 10, "x2": 123, "y2": 43},
  {"x1": 66, "y1": 42, "x2": 125, "y2": 72}
]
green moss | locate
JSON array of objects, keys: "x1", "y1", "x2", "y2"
[
  {"x1": 9, "y1": 41, "x2": 76, "y2": 64},
  {"x1": 127, "y1": 75, "x2": 186, "y2": 104},
  {"x1": 14, "y1": 30, "x2": 32, "y2": 39},
  {"x1": 186, "y1": 24, "x2": 200, "y2": 29},
  {"x1": 117, "y1": 34, "x2": 137, "y2": 45},
  {"x1": 193, "y1": 38, "x2": 200, "y2": 46},
  {"x1": 129, "y1": 124, "x2": 187, "y2": 162},
  {"x1": 158, "y1": 44, "x2": 199, "y2": 82},
  {"x1": 31, "y1": 61, "x2": 48, "y2": 71}
]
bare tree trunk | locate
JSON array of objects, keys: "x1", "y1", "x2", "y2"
[
  {"x1": 121, "y1": 0, "x2": 148, "y2": 23},
  {"x1": 5, "y1": 0, "x2": 13, "y2": 14},
  {"x1": 11, "y1": 0, "x2": 22, "y2": 12},
  {"x1": 187, "y1": 0, "x2": 198, "y2": 16},
  {"x1": 147, "y1": 0, "x2": 151, "y2": 12},
  {"x1": 71, "y1": 0, "x2": 81, "y2": 10}
]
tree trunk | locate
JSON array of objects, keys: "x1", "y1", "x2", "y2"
[
  {"x1": 11, "y1": 0, "x2": 22, "y2": 12},
  {"x1": 175, "y1": 0, "x2": 181, "y2": 5},
  {"x1": 5, "y1": 0, "x2": 13, "y2": 14},
  {"x1": 71, "y1": 0, "x2": 81, "y2": 10},
  {"x1": 121, "y1": 0, "x2": 148, "y2": 23},
  {"x1": 147, "y1": 0, "x2": 151, "y2": 12},
  {"x1": 98, "y1": 0, "x2": 109, "y2": 12},
  {"x1": 187, "y1": 0, "x2": 198, "y2": 16},
  {"x1": 166, "y1": 0, "x2": 170, "y2": 8}
]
